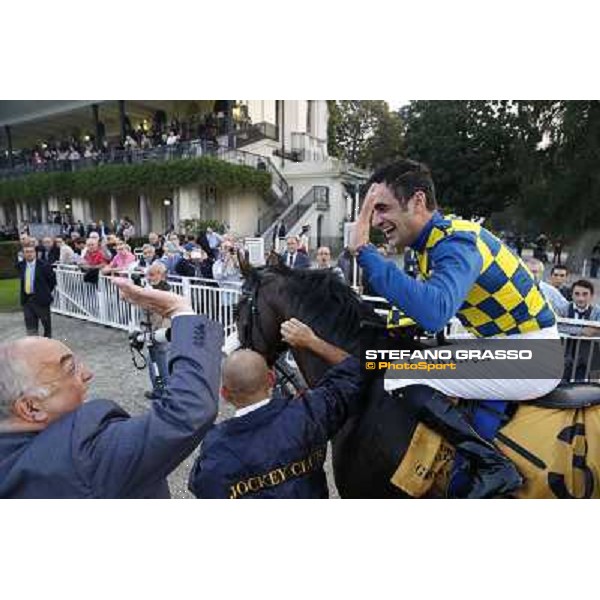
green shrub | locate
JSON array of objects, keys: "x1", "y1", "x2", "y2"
[
  {"x1": 0, "y1": 157, "x2": 271, "y2": 203},
  {"x1": 0, "y1": 241, "x2": 20, "y2": 280},
  {"x1": 180, "y1": 219, "x2": 226, "y2": 235}
]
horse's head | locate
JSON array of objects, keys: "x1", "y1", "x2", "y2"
[
  {"x1": 234, "y1": 257, "x2": 389, "y2": 385},
  {"x1": 234, "y1": 258, "x2": 289, "y2": 366}
]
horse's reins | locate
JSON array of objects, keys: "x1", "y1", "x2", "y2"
[
  {"x1": 237, "y1": 275, "x2": 285, "y2": 356},
  {"x1": 236, "y1": 274, "x2": 303, "y2": 389}
]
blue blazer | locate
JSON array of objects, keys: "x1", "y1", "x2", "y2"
[
  {"x1": 0, "y1": 315, "x2": 223, "y2": 498},
  {"x1": 188, "y1": 356, "x2": 362, "y2": 499}
]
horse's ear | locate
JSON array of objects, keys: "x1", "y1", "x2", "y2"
[
  {"x1": 266, "y1": 249, "x2": 284, "y2": 268},
  {"x1": 237, "y1": 247, "x2": 253, "y2": 277}
]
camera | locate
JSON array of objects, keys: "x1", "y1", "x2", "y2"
[
  {"x1": 129, "y1": 322, "x2": 172, "y2": 354},
  {"x1": 130, "y1": 272, "x2": 144, "y2": 287}
]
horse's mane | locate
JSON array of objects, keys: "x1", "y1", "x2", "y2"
[{"x1": 256, "y1": 264, "x2": 383, "y2": 353}]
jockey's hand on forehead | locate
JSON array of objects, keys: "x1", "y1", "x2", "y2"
[{"x1": 349, "y1": 183, "x2": 383, "y2": 254}]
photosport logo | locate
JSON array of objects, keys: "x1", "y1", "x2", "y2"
[{"x1": 360, "y1": 339, "x2": 564, "y2": 380}]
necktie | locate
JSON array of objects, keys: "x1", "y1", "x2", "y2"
[
  {"x1": 25, "y1": 263, "x2": 32, "y2": 294},
  {"x1": 288, "y1": 253, "x2": 294, "y2": 268}
]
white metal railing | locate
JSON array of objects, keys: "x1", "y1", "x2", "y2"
[
  {"x1": 51, "y1": 267, "x2": 600, "y2": 383},
  {"x1": 51, "y1": 265, "x2": 242, "y2": 336}
]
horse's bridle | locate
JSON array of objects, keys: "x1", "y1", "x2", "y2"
[
  {"x1": 236, "y1": 275, "x2": 278, "y2": 354},
  {"x1": 235, "y1": 275, "x2": 296, "y2": 387},
  {"x1": 235, "y1": 283, "x2": 261, "y2": 350}
]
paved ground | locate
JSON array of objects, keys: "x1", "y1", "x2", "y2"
[{"x1": 0, "y1": 310, "x2": 338, "y2": 498}]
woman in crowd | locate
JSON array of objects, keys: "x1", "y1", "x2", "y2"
[{"x1": 102, "y1": 241, "x2": 136, "y2": 275}]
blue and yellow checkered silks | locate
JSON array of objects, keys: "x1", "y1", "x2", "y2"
[
  {"x1": 416, "y1": 218, "x2": 556, "y2": 337},
  {"x1": 387, "y1": 307, "x2": 416, "y2": 329}
]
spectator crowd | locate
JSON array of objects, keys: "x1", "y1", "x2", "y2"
[
  {"x1": 0, "y1": 104, "x2": 237, "y2": 173},
  {"x1": 6, "y1": 204, "x2": 600, "y2": 500}
]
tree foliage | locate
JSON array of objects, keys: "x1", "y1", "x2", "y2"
[
  {"x1": 516, "y1": 101, "x2": 600, "y2": 233},
  {"x1": 401, "y1": 101, "x2": 534, "y2": 219},
  {"x1": 327, "y1": 100, "x2": 404, "y2": 168},
  {"x1": 400, "y1": 99, "x2": 600, "y2": 234}
]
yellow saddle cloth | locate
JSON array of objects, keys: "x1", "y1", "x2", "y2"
[{"x1": 390, "y1": 404, "x2": 600, "y2": 499}]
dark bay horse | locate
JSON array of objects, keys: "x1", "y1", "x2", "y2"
[
  {"x1": 235, "y1": 260, "x2": 436, "y2": 498},
  {"x1": 235, "y1": 259, "x2": 600, "y2": 499}
]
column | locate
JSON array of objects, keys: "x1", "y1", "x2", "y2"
[
  {"x1": 71, "y1": 198, "x2": 85, "y2": 223},
  {"x1": 280, "y1": 100, "x2": 285, "y2": 167},
  {"x1": 15, "y1": 201, "x2": 23, "y2": 225},
  {"x1": 172, "y1": 188, "x2": 180, "y2": 231},
  {"x1": 21, "y1": 202, "x2": 30, "y2": 222},
  {"x1": 92, "y1": 103, "x2": 102, "y2": 146},
  {"x1": 118, "y1": 100, "x2": 127, "y2": 142},
  {"x1": 40, "y1": 199, "x2": 48, "y2": 223},
  {"x1": 0, "y1": 203, "x2": 6, "y2": 226},
  {"x1": 48, "y1": 197, "x2": 60, "y2": 212},
  {"x1": 110, "y1": 194, "x2": 118, "y2": 222},
  {"x1": 139, "y1": 194, "x2": 150, "y2": 236},
  {"x1": 84, "y1": 198, "x2": 92, "y2": 223},
  {"x1": 226, "y1": 100, "x2": 235, "y2": 149},
  {"x1": 4, "y1": 125, "x2": 14, "y2": 168}
]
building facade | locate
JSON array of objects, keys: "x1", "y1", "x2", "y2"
[{"x1": 0, "y1": 100, "x2": 367, "y2": 252}]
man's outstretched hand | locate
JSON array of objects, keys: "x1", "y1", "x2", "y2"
[{"x1": 114, "y1": 277, "x2": 192, "y2": 318}]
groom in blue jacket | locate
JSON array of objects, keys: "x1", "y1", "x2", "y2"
[{"x1": 189, "y1": 318, "x2": 362, "y2": 498}]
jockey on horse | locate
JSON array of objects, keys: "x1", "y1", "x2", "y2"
[{"x1": 350, "y1": 159, "x2": 562, "y2": 498}]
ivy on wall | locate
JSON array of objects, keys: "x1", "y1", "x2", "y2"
[{"x1": 0, "y1": 157, "x2": 271, "y2": 203}]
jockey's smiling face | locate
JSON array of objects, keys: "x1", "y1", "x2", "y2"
[{"x1": 370, "y1": 184, "x2": 433, "y2": 248}]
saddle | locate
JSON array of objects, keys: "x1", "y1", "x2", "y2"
[{"x1": 531, "y1": 383, "x2": 600, "y2": 409}]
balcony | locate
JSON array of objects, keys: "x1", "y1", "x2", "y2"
[{"x1": 0, "y1": 140, "x2": 274, "y2": 181}]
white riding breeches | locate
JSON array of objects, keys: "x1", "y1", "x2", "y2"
[{"x1": 383, "y1": 325, "x2": 562, "y2": 401}]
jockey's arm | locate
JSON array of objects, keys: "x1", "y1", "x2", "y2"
[{"x1": 357, "y1": 237, "x2": 482, "y2": 332}]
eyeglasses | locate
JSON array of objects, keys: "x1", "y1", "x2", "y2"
[{"x1": 37, "y1": 355, "x2": 86, "y2": 390}]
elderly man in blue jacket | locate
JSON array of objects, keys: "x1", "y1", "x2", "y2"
[
  {"x1": 0, "y1": 279, "x2": 222, "y2": 499},
  {"x1": 189, "y1": 318, "x2": 362, "y2": 499}
]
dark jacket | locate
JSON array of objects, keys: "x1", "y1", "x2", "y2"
[
  {"x1": 0, "y1": 315, "x2": 222, "y2": 498},
  {"x1": 36, "y1": 245, "x2": 60, "y2": 264},
  {"x1": 280, "y1": 251, "x2": 311, "y2": 269},
  {"x1": 189, "y1": 356, "x2": 362, "y2": 499},
  {"x1": 18, "y1": 259, "x2": 56, "y2": 306}
]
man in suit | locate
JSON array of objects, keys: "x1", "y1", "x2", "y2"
[
  {"x1": 36, "y1": 236, "x2": 60, "y2": 264},
  {"x1": 86, "y1": 221, "x2": 100, "y2": 237},
  {"x1": 0, "y1": 279, "x2": 222, "y2": 499},
  {"x1": 18, "y1": 243, "x2": 56, "y2": 338},
  {"x1": 281, "y1": 235, "x2": 311, "y2": 269},
  {"x1": 98, "y1": 220, "x2": 112, "y2": 239}
]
